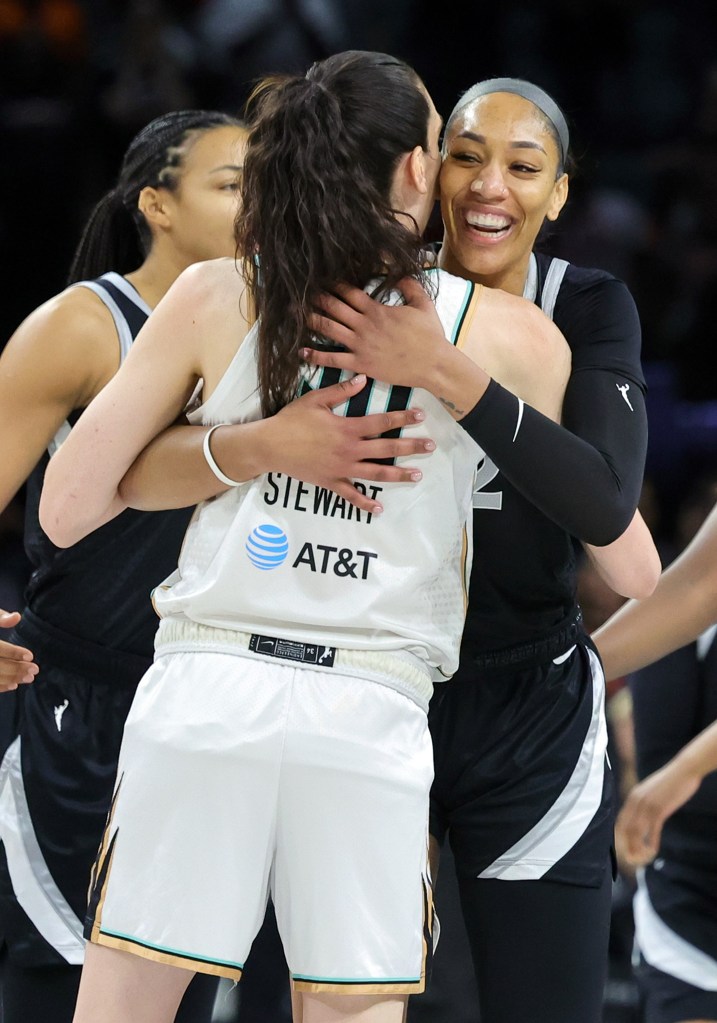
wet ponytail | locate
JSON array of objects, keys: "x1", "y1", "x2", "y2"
[
  {"x1": 68, "y1": 109, "x2": 242, "y2": 284},
  {"x1": 237, "y1": 51, "x2": 431, "y2": 416}
]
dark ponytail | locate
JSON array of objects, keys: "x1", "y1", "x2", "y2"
[
  {"x1": 236, "y1": 51, "x2": 431, "y2": 416},
  {"x1": 68, "y1": 109, "x2": 242, "y2": 284}
]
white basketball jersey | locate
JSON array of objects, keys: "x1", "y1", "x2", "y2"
[{"x1": 154, "y1": 269, "x2": 484, "y2": 679}]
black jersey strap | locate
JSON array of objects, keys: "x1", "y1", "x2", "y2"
[{"x1": 92, "y1": 275, "x2": 149, "y2": 341}]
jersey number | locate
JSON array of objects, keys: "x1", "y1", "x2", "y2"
[{"x1": 473, "y1": 454, "x2": 502, "y2": 510}]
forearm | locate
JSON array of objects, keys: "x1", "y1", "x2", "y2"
[
  {"x1": 584, "y1": 510, "x2": 661, "y2": 600},
  {"x1": 673, "y1": 720, "x2": 717, "y2": 783},
  {"x1": 121, "y1": 374, "x2": 440, "y2": 515},
  {"x1": 418, "y1": 341, "x2": 491, "y2": 419},
  {"x1": 593, "y1": 559, "x2": 717, "y2": 681},
  {"x1": 460, "y1": 381, "x2": 643, "y2": 544},
  {"x1": 40, "y1": 450, "x2": 130, "y2": 547},
  {"x1": 120, "y1": 421, "x2": 272, "y2": 510}
]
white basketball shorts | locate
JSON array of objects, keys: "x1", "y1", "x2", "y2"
[{"x1": 86, "y1": 645, "x2": 435, "y2": 994}]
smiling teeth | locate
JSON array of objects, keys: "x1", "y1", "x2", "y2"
[{"x1": 465, "y1": 212, "x2": 511, "y2": 229}]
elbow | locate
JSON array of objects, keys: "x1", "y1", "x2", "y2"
[
  {"x1": 583, "y1": 502, "x2": 637, "y2": 549},
  {"x1": 39, "y1": 491, "x2": 86, "y2": 548},
  {"x1": 606, "y1": 540, "x2": 662, "y2": 601},
  {"x1": 626, "y1": 557, "x2": 661, "y2": 601}
]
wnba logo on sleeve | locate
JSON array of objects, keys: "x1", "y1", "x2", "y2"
[{"x1": 245, "y1": 524, "x2": 289, "y2": 570}]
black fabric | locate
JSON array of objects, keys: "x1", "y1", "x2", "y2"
[
  {"x1": 22, "y1": 463, "x2": 192, "y2": 658},
  {"x1": 429, "y1": 640, "x2": 614, "y2": 887},
  {"x1": 637, "y1": 953, "x2": 717, "y2": 1023},
  {"x1": 91, "y1": 277, "x2": 149, "y2": 339},
  {"x1": 630, "y1": 630, "x2": 717, "y2": 870},
  {"x1": 0, "y1": 665, "x2": 138, "y2": 965},
  {"x1": 11, "y1": 608, "x2": 152, "y2": 686},
  {"x1": 462, "y1": 366, "x2": 647, "y2": 546},
  {"x1": 422, "y1": 255, "x2": 643, "y2": 1020},
  {"x1": 455, "y1": 869, "x2": 612, "y2": 1023},
  {"x1": 21, "y1": 273, "x2": 193, "y2": 659},
  {"x1": 643, "y1": 857, "x2": 717, "y2": 964},
  {"x1": 0, "y1": 273, "x2": 191, "y2": 968},
  {"x1": 458, "y1": 254, "x2": 646, "y2": 657}
]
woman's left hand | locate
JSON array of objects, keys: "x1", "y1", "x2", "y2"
[{"x1": 303, "y1": 278, "x2": 447, "y2": 389}]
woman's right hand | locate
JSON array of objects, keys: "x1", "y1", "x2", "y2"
[
  {"x1": 615, "y1": 761, "x2": 702, "y2": 866},
  {"x1": 0, "y1": 610, "x2": 39, "y2": 691}
]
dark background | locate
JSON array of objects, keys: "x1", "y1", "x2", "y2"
[
  {"x1": 2, "y1": 0, "x2": 716, "y2": 536},
  {"x1": 1, "y1": 6, "x2": 717, "y2": 1019}
]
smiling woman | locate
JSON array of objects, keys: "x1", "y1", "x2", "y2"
[
  {"x1": 298, "y1": 76, "x2": 658, "y2": 1023},
  {"x1": 438, "y1": 78, "x2": 570, "y2": 293},
  {"x1": 36, "y1": 51, "x2": 576, "y2": 1023}
]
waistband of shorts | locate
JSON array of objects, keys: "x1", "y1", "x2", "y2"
[
  {"x1": 155, "y1": 618, "x2": 434, "y2": 710},
  {"x1": 466, "y1": 612, "x2": 584, "y2": 672},
  {"x1": 11, "y1": 608, "x2": 152, "y2": 686}
]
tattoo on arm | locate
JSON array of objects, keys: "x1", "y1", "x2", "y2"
[{"x1": 438, "y1": 396, "x2": 467, "y2": 416}]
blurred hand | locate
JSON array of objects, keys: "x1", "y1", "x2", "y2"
[
  {"x1": 615, "y1": 762, "x2": 702, "y2": 867},
  {"x1": 0, "y1": 610, "x2": 39, "y2": 691}
]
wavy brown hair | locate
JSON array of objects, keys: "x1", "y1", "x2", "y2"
[{"x1": 235, "y1": 51, "x2": 431, "y2": 416}]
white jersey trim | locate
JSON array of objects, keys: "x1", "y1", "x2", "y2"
[
  {"x1": 478, "y1": 647, "x2": 608, "y2": 880},
  {"x1": 634, "y1": 869, "x2": 717, "y2": 989},
  {"x1": 0, "y1": 738, "x2": 85, "y2": 963}
]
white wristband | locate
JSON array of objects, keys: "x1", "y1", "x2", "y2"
[{"x1": 202, "y1": 424, "x2": 241, "y2": 487}]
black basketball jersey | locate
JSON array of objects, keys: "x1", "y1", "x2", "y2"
[
  {"x1": 462, "y1": 251, "x2": 646, "y2": 657},
  {"x1": 21, "y1": 273, "x2": 194, "y2": 665}
]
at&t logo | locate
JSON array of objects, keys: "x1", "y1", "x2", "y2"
[{"x1": 245, "y1": 524, "x2": 289, "y2": 570}]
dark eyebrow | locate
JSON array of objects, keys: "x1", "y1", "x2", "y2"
[
  {"x1": 209, "y1": 164, "x2": 243, "y2": 174},
  {"x1": 454, "y1": 131, "x2": 547, "y2": 155}
]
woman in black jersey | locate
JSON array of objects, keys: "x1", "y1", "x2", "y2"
[
  {"x1": 0, "y1": 109, "x2": 252, "y2": 1023},
  {"x1": 0, "y1": 105, "x2": 436, "y2": 1023},
  {"x1": 301, "y1": 78, "x2": 659, "y2": 1023},
  {"x1": 596, "y1": 500, "x2": 717, "y2": 1023},
  {"x1": 37, "y1": 52, "x2": 574, "y2": 1023}
]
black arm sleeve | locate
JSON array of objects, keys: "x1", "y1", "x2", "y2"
[{"x1": 460, "y1": 369, "x2": 648, "y2": 546}]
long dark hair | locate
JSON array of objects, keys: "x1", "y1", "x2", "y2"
[
  {"x1": 236, "y1": 51, "x2": 431, "y2": 416},
  {"x1": 68, "y1": 110, "x2": 242, "y2": 284}
]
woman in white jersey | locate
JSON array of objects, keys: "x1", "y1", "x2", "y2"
[{"x1": 40, "y1": 51, "x2": 571, "y2": 1023}]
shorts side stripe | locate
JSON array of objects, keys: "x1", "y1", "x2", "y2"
[
  {"x1": 634, "y1": 871, "x2": 717, "y2": 990},
  {"x1": 420, "y1": 855, "x2": 434, "y2": 990},
  {"x1": 95, "y1": 928, "x2": 244, "y2": 981},
  {"x1": 478, "y1": 646, "x2": 608, "y2": 880},
  {"x1": 0, "y1": 736, "x2": 85, "y2": 962},
  {"x1": 86, "y1": 775, "x2": 123, "y2": 944}
]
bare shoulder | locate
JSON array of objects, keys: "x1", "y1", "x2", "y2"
[
  {"x1": 482, "y1": 288, "x2": 564, "y2": 340},
  {"x1": 483, "y1": 288, "x2": 570, "y2": 370},
  {"x1": 147, "y1": 258, "x2": 253, "y2": 389},
  {"x1": 165, "y1": 257, "x2": 250, "y2": 322},
  {"x1": 0, "y1": 283, "x2": 122, "y2": 407}
]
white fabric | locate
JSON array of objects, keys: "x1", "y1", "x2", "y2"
[
  {"x1": 92, "y1": 650, "x2": 434, "y2": 990},
  {"x1": 155, "y1": 270, "x2": 481, "y2": 681},
  {"x1": 634, "y1": 869, "x2": 717, "y2": 989}
]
